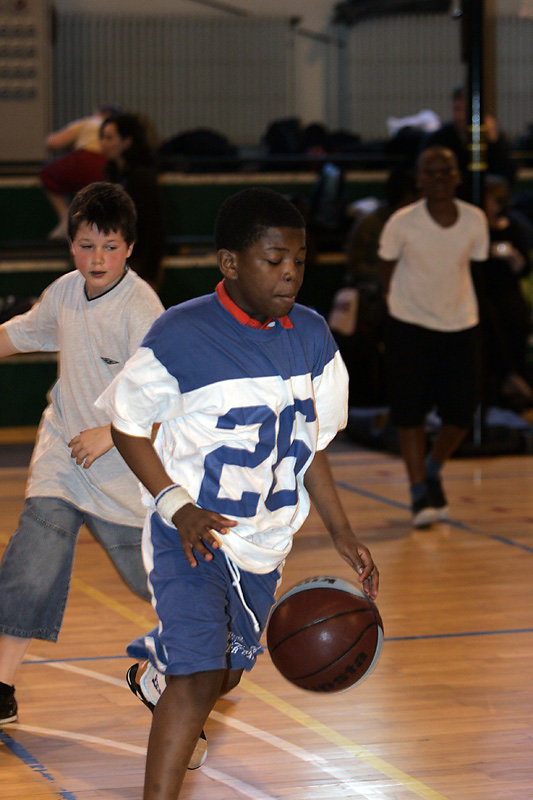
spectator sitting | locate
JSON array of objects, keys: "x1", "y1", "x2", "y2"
[
  {"x1": 40, "y1": 104, "x2": 121, "y2": 240},
  {"x1": 422, "y1": 85, "x2": 515, "y2": 196},
  {"x1": 100, "y1": 113, "x2": 166, "y2": 291},
  {"x1": 346, "y1": 166, "x2": 419, "y2": 286},
  {"x1": 476, "y1": 175, "x2": 533, "y2": 410},
  {"x1": 330, "y1": 167, "x2": 418, "y2": 407}
]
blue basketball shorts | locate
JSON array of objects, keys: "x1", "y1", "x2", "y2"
[{"x1": 128, "y1": 512, "x2": 281, "y2": 675}]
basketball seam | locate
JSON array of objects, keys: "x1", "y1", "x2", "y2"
[
  {"x1": 287, "y1": 622, "x2": 376, "y2": 681},
  {"x1": 268, "y1": 608, "x2": 374, "y2": 654}
]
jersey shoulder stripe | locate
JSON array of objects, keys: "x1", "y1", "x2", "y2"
[{"x1": 141, "y1": 294, "x2": 338, "y2": 393}]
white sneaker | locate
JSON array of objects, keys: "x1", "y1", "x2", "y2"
[{"x1": 126, "y1": 662, "x2": 207, "y2": 769}]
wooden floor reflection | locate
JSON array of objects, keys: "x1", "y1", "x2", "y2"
[{"x1": 1, "y1": 431, "x2": 532, "y2": 800}]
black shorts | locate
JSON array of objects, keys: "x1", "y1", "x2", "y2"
[{"x1": 385, "y1": 316, "x2": 481, "y2": 428}]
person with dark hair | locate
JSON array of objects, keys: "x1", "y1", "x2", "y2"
[
  {"x1": 68, "y1": 179, "x2": 138, "y2": 244},
  {"x1": 213, "y1": 183, "x2": 306, "y2": 250},
  {"x1": 477, "y1": 175, "x2": 533, "y2": 408},
  {"x1": 423, "y1": 85, "x2": 515, "y2": 196},
  {"x1": 97, "y1": 187, "x2": 379, "y2": 798},
  {"x1": 346, "y1": 166, "x2": 419, "y2": 286},
  {"x1": 40, "y1": 103, "x2": 121, "y2": 240},
  {"x1": 330, "y1": 167, "x2": 419, "y2": 406},
  {"x1": 100, "y1": 113, "x2": 166, "y2": 290},
  {"x1": 0, "y1": 182, "x2": 163, "y2": 726},
  {"x1": 379, "y1": 147, "x2": 489, "y2": 528}
]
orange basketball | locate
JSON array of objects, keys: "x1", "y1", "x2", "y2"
[{"x1": 267, "y1": 576, "x2": 383, "y2": 693}]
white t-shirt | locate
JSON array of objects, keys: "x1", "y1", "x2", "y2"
[
  {"x1": 67, "y1": 115, "x2": 104, "y2": 153},
  {"x1": 5, "y1": 268, "x2": 164, "y2": 525},
  {"x1": 379, "y1": 198, "x2": 489, "y2": 331}
]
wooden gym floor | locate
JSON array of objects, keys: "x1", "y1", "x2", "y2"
[{"x1": 0, "y1": 428, "x2": 532, "y2": 800}]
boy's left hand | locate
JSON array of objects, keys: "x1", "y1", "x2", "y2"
[
  {"x1": 68, "y1": 425, "x2": 114, "y2": 468},
  {"x1": 332, "y1": 530, "x2": 379, "y2": 600}
]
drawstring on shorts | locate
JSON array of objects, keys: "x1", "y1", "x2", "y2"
[{"x1": 225, "y1": 553, "x2": 261, "y2": 633}]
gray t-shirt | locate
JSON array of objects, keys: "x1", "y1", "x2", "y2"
[{"x1": 5, "y1": 268, "x2": 164, "y2": 525}]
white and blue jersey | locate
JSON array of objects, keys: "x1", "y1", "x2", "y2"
[{"x1": 99, "y1": 282, "x2": 348, "y2": 574}]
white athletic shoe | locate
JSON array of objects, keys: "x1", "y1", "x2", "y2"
[{"x1": 126, "y1": 662, "x2": 207, "y2": 769}]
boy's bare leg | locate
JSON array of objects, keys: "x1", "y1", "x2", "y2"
[
  {"x1": 219, "y1": 667, "x2": 243, "y2": 696},
  {"x1": 0, "y1": 633, "x2": 31, "y2": 685},
  {"x1": 397, "y1": 426, "x2": 426, "y2": 485},
  {"x1": 143, "y1": 669, "x2": 231, "y2": 800},
  {"x1": 45, "y1": 191, "x2": 69, "y2": 223},
  {"x1": 428, "y1": 423, "x2": 468, "y2": 465},
  {"x1": 44, "y1": 192, "x2": 69, "y2": 238}
]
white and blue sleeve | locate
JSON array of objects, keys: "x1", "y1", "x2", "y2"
[{"x1": 96, "y1": 346, "x2": 184, "y2": 438}]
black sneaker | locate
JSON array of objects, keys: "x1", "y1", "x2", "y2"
[
  {"x1": 411, "y1": 493, "x2": 438, "y2": 528},
  {"x1": 126, "y1": 663, "x2": 207, "y2": 769},
  {"x1": 426, "y1": 476, "x2": 449, "y2": 520},
  {"x1": 0, "y1": 681, "x2": 17, "y2": 724}
]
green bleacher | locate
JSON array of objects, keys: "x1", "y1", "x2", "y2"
[{"x1": 1, "y1": 167, "x2": 532, "y2": 427}]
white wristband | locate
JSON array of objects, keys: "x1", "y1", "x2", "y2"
[{"x1": 155, "y1": 484, "x2": 194, "y2": 527}]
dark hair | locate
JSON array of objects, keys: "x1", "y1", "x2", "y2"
[
  {"x1": 452, "y1": 84, "x2": 465, "y2": 102},
  {"x1": 384, "y1": 166, "x2": 417, "y2": 208},
  {"x1": 484, "y1": 173, "x2": 509, "y2": 194},
  {"x1": 214, "y1": 187, "x2": 305, "y2": 251},
  {"x1": 484, "y1": 173, "x2": 510, "y2": 215},
  {"x1": 68, "y1": 182, "x2": 137, "y2": 244},
  {"x1": 417, "y1": 145, "x2": 458, "y2": 172},
  {"x1": 100, "y1": 112, "x2": 154, "y2": 167}
]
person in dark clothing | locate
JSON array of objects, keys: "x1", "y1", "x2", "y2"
[
  {"x1": 100, "y1": 113, "x2": 166, "y2": 290},
  {"x1": 423, "y1": 86, "x2": 515, "y2": 197},
  {"x1": 477, "y1": 175, "x2": 533, "y2": 409},
  {"x1": 330, "y1": 167, "x2": 418, "y2": 406}
]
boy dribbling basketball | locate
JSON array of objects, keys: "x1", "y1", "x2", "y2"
[{"x1": 98, "y1": 187, "x2": 379, "y2": 800}]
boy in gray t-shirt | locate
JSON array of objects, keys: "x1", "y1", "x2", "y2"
[{"x1": 0, "y1": 182, "x2": 164, "y2": 724}]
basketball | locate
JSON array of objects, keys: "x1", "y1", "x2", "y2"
[{"x1": 266, "y1": 575, "x2": 383, "y2": 693}]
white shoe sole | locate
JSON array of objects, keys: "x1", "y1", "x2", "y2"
[
  {"x1": 188, "y1": 732, "x2": 208, "y2": 770},
  {"x1": 412, "y1": 506, "x2": 439, "y2": 528}
]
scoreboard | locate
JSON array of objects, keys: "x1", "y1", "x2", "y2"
[{"x1": 0, "y1": 0, "x2": 52, "y2": 161}]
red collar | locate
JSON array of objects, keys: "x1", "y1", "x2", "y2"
[{"x1": 216, "y1": 281, "x2": 293, "y2": 329}]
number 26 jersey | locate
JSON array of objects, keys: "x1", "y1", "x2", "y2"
[{"x1": 99, "y1": 289, "x2": 349, "y2": 573}]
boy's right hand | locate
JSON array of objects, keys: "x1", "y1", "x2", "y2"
[
  {"x1": 171, "y1": 504, "x2": 237, "y2": 567},
  {"x1": 68, "y1": 425, "x2": 114, "y2": 468}
]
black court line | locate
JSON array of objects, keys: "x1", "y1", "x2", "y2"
[
  {"x1": 384, "y1": 628, "x2": 533, "y2": 641},
  {"x1": 335, "y1": 479, "x2": 533, "y2": 553}
]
